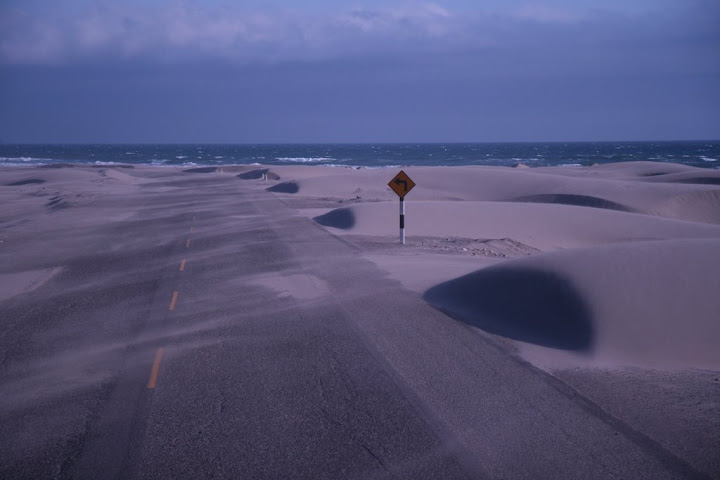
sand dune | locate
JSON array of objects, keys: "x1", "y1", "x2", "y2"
[
  {"x1": 4, "y1": 161, "x2": 719, "y2": 374},
  {"x1": 425, "y1": 239, "x2": 720, "y2": 370},
  {"x1": 266, "y1": 163, "x2": 720, "y2": 224},
  {"x1": 3, "y1": 161, "x2": 719, "y2": 479},
  {"x1": 311, "y1": 200, "x2": 720, "y2": 251},
  {"x1": 252, "y1": 161, "x2": 720, "y2": 371}
]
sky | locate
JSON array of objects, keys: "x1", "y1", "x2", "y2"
[{"x1": 0, "y1": 0, "x2": 718, "y2": 143}]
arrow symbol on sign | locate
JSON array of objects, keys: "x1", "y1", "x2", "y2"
[{"x1": 394, "y1": 179, "x2": 408, "y2": 191}]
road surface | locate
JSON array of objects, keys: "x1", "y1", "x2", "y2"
[{"x1": 0, "y1": 169, "x2": 710, "y2": 479}]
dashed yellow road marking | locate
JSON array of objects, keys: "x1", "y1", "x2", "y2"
[
  {"x1": 179, "y1": 259, "x2": 187, "y2": 271},
  {"x1": 169, "y1": 291, "x2": 179, "y2": 311},
  {"x1": 147, "y1": 348, "x2": 165, "y2": 389},
  {"x1": 185, "y1": 238, "x2": 191, "y2": 248}
]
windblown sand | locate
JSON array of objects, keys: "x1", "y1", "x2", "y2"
[
  {"x1": 2, "y1": 161, "x2": 719, "y2": 476},
  {"x1": 3, "y1": 161, "x2": 720, "y2": 371},
  {"x1": 262, "y1": 162, "x2": 720, "y2": 371}
]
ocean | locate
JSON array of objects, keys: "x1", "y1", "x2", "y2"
[{"x1": 1, "y1": 142, "x2": 718, "y2": 169}]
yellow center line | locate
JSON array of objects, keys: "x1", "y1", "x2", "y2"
[
  {"x1": 179, "y1": 258, "x2": 187, "y2": 271},
  {"x1": 147, "y1": 348, "x2": 165, "y2": 389},
  {"x1": 169, "y1": 291, "x2": 179, "y2": 311},
  {"x1": 185, "y1": 238, "x2": 191, "y2": 248}
]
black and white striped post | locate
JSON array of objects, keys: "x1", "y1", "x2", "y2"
[
  {"x1": 399, "y1": 196, "x2": 405, "y2": 244},
  {"x1": 388, "y1": 170, "x2": 416, "y2": 245}
]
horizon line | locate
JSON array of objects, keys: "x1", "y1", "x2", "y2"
[{"x1": 2, "y1": 139, "x2": 719, "y2": 146}]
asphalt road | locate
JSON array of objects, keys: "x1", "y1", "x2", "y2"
[{"x1": 0, "y1": 170, "x2": 710, "y2": 479}]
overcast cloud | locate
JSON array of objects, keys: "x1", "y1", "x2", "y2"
[{"x1": 0, "y1": 0, "x2": 718, "y2": 142}]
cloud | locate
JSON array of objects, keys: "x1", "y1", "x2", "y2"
[
  {"x1": 0, "y1": 0, "x2": 717, "y2": 70},
  {"x1": 0, "y1": 2, "x2": 463, "y2": 64},
  {"x1": 511, "y1": 4, "x2": 584, "y2": 23}
]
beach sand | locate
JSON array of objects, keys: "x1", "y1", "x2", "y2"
[{"x1": 1, "y1": 162, "x2": 719, "y2": 478}]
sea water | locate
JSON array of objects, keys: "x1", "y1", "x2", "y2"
[{"x1": 1, "y1": 142, "x2": 718, "y2": 169}]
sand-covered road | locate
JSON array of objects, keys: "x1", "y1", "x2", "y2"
[{"x1": 1, "y1": 164, "x2": 718, "y2": 479}]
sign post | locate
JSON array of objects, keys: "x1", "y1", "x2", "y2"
[{"x1": 388, "y1": 170, "x2": 416, "y2": 245}]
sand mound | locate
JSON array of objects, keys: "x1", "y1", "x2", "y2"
[
  {"x1": 237, "y1": 169, "x2": 280, "y2": 180},
  {"x1": 267, "y1": 164, "x2": 717, "y2": 225},
  {"x1": 267, "y1": 181, "x2": 299, "y2": 194},
  {"x1": 38, "y1": 163, "x2": 76, "y2": 169},
  {"x1": 313, "y1": 201, "x2": 720, "y2": 251},
  {"x1": 651, "y1": 190, "x2": 720, "y2": 224},
  {"x1": 424, "y1": 239, "x2": 720, "y2": 370},
  {"x1": 313, "y1": 208, "x2": 355, "y2": 229},
  {"x1": 672, "y1": 177, "x2": 720, "y2": 185},
  {"x1": 5, "y1": 178, "x2": 46, "y2": 186},
  {"x1": 424, "y1": 267, "x2": 593, "y2": 350},
  {"x1": 640, "y1": 170, "x2": 720, "y2": 185},
  {"x1": 237, "y1": 169, "x2": 266, "y2": 179},
  {"x1": 510, "y1": 194, "x2": 635, "y2": 212}
]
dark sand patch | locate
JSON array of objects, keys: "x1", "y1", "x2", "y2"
[
  {"x1": 38, "y1": 164, "x2": 75, "y2": 169},
  {"x1": 424, "y1": 266, "x2": 593, "y2": 350},
  {"x1": 313, "y1": 208, "x2": 356, "y2": 229},
  {"x1": 511, "y1": 194, "x2": 635, "y2": 212},
  {"x1": 639, "y1": 172, "x2": 674, "y2": 177},
  {"x1": 237, "y1": 169, "x2": 267, "y2": 179},
  {"x1": 46, "y1": 196, "x2": 69, "y2": 210},
  {"x1": 267, "y1": 181, "x2": 299, "y2": 194},
  {"x1": 5, "y1": 178, "x2": 46, "y2": 186},
  {"x1": 670, "y1": 177, "x2": 720, "y2": 185},
  {"x1": 237, "y1": 169, "x2": 281, "y2": 180},
  {"x1": 90, "y1": 164, "x2": 135, "y2": 169},
  {"x1": 183, "y1": 167, "x2": 217, "y2": 173}
]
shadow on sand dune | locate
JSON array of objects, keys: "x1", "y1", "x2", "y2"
[
  {"x1": 511, "y1": 194, "x2": 635, "y2": 212},
  {"x1": 267, "y1": 181, "x2": 299, "y2": 194},
  {"x1": 313, "y1": 208, "x2": 356, "y2": 229},
  {"x1": 423, "y1": 266, "x2": 593, "y2": 351},
  {"x1": 237, "y1": 169, "x2": 281, "y2": 180},
  {"x1": 670, "y1": 177, "x2": 720, "y2": 185},
  {"x1": 5, "y1": 178, "x2": 46, "y2": 186}
]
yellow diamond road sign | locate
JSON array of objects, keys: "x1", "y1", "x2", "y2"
[{"x1": 388, "y1": 170, "x2": 416, "y2": 198}]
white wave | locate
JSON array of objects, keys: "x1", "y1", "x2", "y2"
[
  {"x1": 214, "y1": 156, "x2": 224, "y2": 159},
  {"x1": 0, "y1": 162, "x2": 48, "y2": 167},
  {"x1": 176, "y1": 155, "x2": 188, "y2": 159},
  {"x1": 93, "y1": 161, "x2": 124, "y2": 165},
  {"x1": 275, "y1": 157, "x2": 335, "y2": 163},
  {"x1": 0, "y1": 156, "x2": 45, "y2": 162},
  {"x1": 357, "y1": 164, "x2": 402, "y2": 170},
  {"x1": 700, "y1": 156, "x2": 718, "y2": 162},
  {"x1": 559, "y1": 163, "x2": 582, "y2": 167}
]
